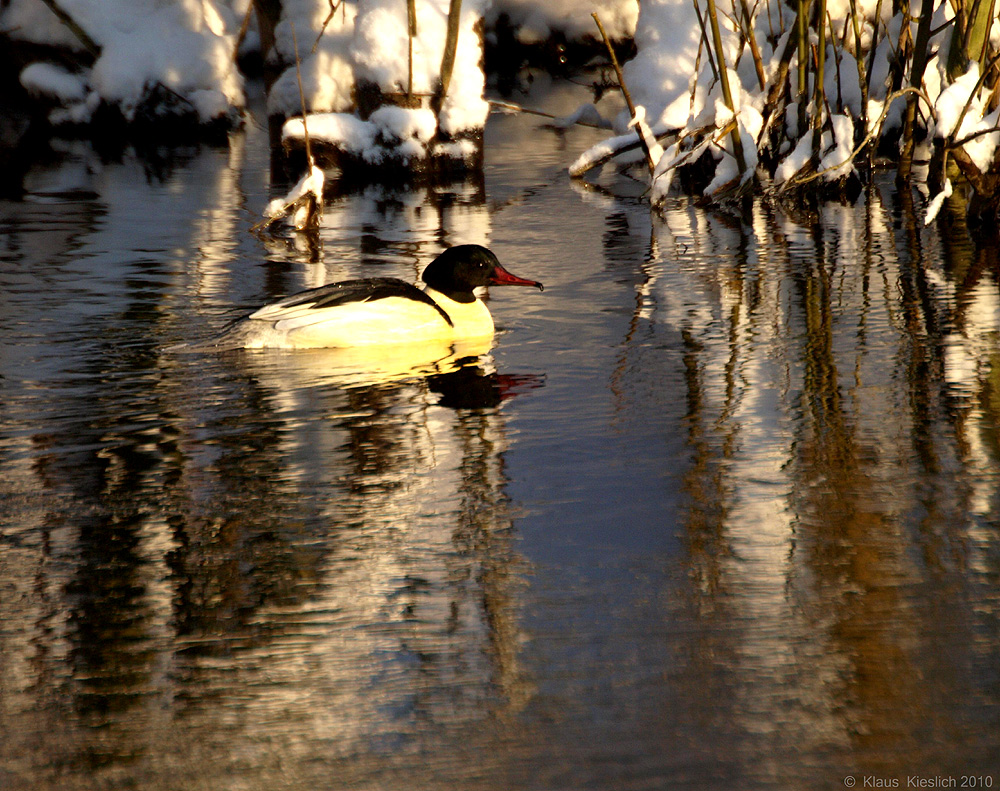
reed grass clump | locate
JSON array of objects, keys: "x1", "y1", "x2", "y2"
[{"x1": 582, "y1": 0, "x2": 1000, "y2": 226}]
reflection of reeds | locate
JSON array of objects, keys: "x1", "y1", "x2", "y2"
[{"x1": 624, "y1": 172, "x2": 1000, "y2": 748}]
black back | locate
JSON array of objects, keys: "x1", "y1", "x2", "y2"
[{"x1": 271, "y1": 277, "x2": 454, "y2": 326}]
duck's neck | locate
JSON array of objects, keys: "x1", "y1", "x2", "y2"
[{"x1": 424, "y1": 286, "x2": 495, "y2": 338}]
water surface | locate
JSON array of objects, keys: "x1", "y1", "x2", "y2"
[{"x1": 1, "y1": 78, "x2": 999, "y2": 790}]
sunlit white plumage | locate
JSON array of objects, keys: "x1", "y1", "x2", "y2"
[
  {"x1": 240, "y1": 288, "x2": 491, "y2": 349},
  {"x1": 212, "y1": 244, "x2": 543, "y2": 350}
]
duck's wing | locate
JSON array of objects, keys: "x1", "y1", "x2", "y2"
[{"x1": 249, "y1": 277, "x2": 454, "y2": 327}]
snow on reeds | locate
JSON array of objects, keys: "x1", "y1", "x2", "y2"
[{"x1": 571, "y1": 0, "x2": 1000, "y2": 223}]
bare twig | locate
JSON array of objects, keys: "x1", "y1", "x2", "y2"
[
  {"x1": 979, "y1": 0, "x2": 997, "y2": 68},
  {"x1": 234, "y1": 2, "x2": 254, "y2": 62},
  {"x1": 292, "y1": 20, "x2": 313, "y2": 166},
  {"x1": 812, "y1": 0, "x2": 828, "y2": 156},
  {"x1": 899, "y1": 0, "x2": 937, "y2": 178},
  {"x1": 253, "y1": 19, "x2": 321, "y2": 233},
  {"x1": 864, "y1": 0, "x2": 885, "y2": 95},
  {"x1": 568, "y1": 127, "x2": 682, "y2": 178},
  {"x1": 828, "y1": 11, "x2": 844, "y2": 112},
  {"x1": 592, "y1": 12, "x2": 658, "y2": 174},
  {"x1": 847, "y1": 0, "x2": 870, "y2": 139},
  {"x1": 738, "y1": 0, "x2": 766, "y2": 90},
  {"x1": 689, "y1": 10, "x2": 709, "y2": 119},
  {"x1": 951, "y1": 123, "x2": 1000, "y2": 149},
  {"x1": 691, "y1": 0, "x2": 719, "y2": 81},
  {"x1": 36, "y1": 0, "x2": 100, "y2": 56},
  {"x1": 488, "y1": 99, "x2": 607, "y2": 128},
  {"x1": 781, "y1": 86, "x2": 933, "y2": 189},
  {"x1": 756, "y1": 29, "x2": 797, "y2": 158},
  {"x1": 312, "y1": 0, "x2": 345, "y2": 53},
  {"x1": 796, "y1": 0, "x2": 810, "y2": 134}
]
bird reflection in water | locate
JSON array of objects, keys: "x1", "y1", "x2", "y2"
[
  {"x1": 228, "y1": 335, "x2": 545, "y2": 411},
  {"x1": 428, "y1": 362, "x2": 545, "y2": 409},
  {"x1": 155, "y1": 341, "x2": 547, "y2": 761}
]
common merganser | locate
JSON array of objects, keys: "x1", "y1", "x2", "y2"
[{"x1": 212, "y1": 245, "x2": 543, "y2": 350}]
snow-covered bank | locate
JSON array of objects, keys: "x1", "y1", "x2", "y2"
[
  {"x1": 2, "y1": 0, "x2": 637, "y2": 142},
  {"x1": 268, "y1": 0, "x2": 637, "y2": 178},
  {"x1": 3, "y1": 0, "x2": 246, "y2": 129},
  {"x1": 272, "y1": 0, "x2": 491, "y2": 176},
  {"x1": 7, "y1": 0, "x2": 1000, "y2": 225}
]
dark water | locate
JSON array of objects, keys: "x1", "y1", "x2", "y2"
[{"x1": 1, "y1": 78, "x2": 999, "y2": 791}]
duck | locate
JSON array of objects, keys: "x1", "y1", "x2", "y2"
[{"x1": 211, "y1": 244, "x2": 543, "y2": 350}]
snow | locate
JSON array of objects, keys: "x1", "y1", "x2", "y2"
[
  {"x1": 774, "y1": 134, "x2": 814, "y2": 186},
  {"x1": 552, "y1": 103, "x2": 613, "y2": 129},
  {"x1": 567, "y1": 132, "x2": 634, "y2": 177},
  {"x1": 934, "y1": 65, "x2": 982, "y2": 140},
  {"x1": 283, "y1": 113, "x2": 377, "y2": 154},
  {"x1": 268, "y1": 1, "x2": 357, "y2": 117},
  {"x1": 90, "y1": 2, "x2": 243, "y2": 121},
  {"x1": 371, "y1": 106, "x2": 438, "y2": 143},
  {"x1": 3, "y1": 0, "x2": 246, "y2": 124},
  {"x1": 436, "y1": 18, "x2": 492, "y2": 137},
  {"x1": 930, "y1": 63, "x2": 1000, "y2": 171},
  {"x1": 620, "y1": 0, "x2": 706, "y2": 130},
  {"x1": 267, "y1": 163, "x2": 325, "y2": 215},
  {"x1": 6, "y1": 0, "x2": 994, "y2": 205},
  {"x1": 19, "y1": 62, "x2": 88, "y2": 103},
  {"x1": 924, "y1": 178, "x2": 953, "y2": 225},
  {"x1": 1, "y1": 0, "x2": 628, "y2": 140},
  {"x1": 20, "y1": 62, "x2": 101, "y2": 126},
  {"x1": 569, "y1": 0, "x2": 1000, "y2": 205},
  {"x1": 263, "y1": 163, "x2": 325, "y2": 229},
  {"x1": 351, "y1": 3, "x2": 424, "y2": 91},
  {"x1": 283, "y1": 102, "x2": 483, "y2": 168},
  {"x1": 4, "y1": 0, "x2": 498, "y2": 154},
  {"x1": 49, "y1": 94, "x2": 102, "y2": 126},
  {"x1": 271, "y1": 0, "x2": 491, "y2": 166},
  {"x1": 432, "y1": 139, "x2": 480, "y2": 160},
  {"x1": 348, "y1": 0, "x2": 488, "y2": 136},
  {"x1": 626, "y1": 105, "x2": 664, "y2": 168},
  {"x1": 818, "y1": 114, "x2": 857, "y2": 181}
]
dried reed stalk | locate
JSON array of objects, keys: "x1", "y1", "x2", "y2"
[
  {"x1": 437, "y1": 0, "x2": 463, "y2": 106},
  {"x1": 703, "y1": 0, "x2": 748, "y2": 172},
  {"x1": 592, "y1": 12, "x2": 659, "y2": 174},
  {"x1": 737, "y1": 0, "x2": 767, "y2": 90}
]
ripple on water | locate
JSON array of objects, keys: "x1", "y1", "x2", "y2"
[{"x1": 1, "y1": 84, "x2": 999, "y2": 791}]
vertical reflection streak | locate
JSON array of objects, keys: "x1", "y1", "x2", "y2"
[{"x1": 626, "y1": 176, "x2": 1000, "y2": 784}]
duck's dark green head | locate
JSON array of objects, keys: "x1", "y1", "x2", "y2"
[{"x1": 421, "y1": 244, "x2": 544, "y2": 303}]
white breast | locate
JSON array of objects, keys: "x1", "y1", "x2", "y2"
[{"x1": 423, "y1": 287, "x2": 495, "y2": 338}]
